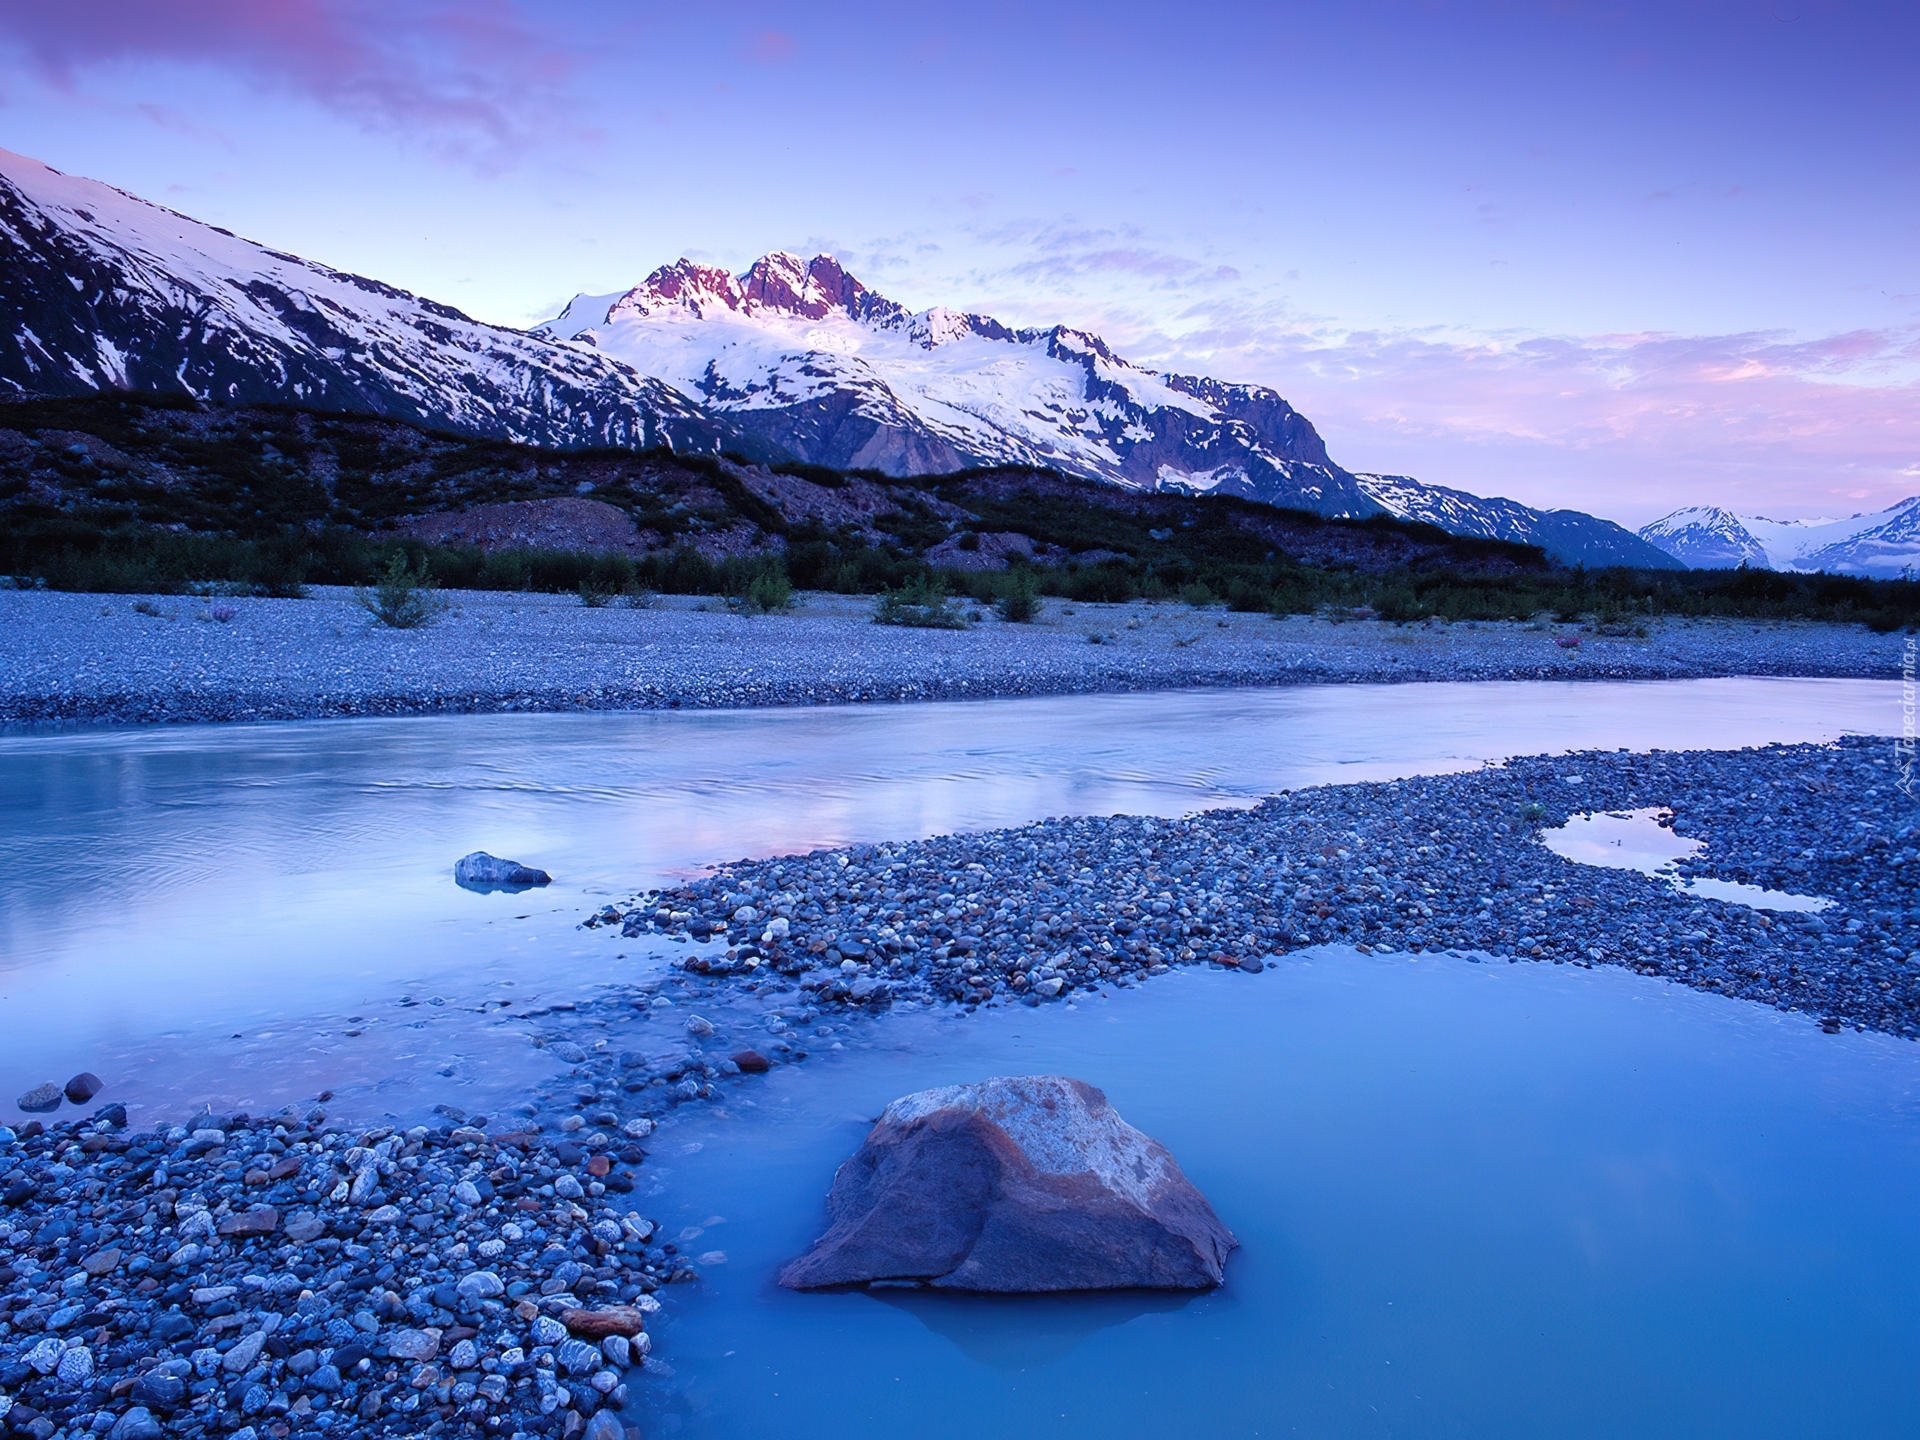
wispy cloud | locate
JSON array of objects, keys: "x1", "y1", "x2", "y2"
[
  {"x1": 976, "y1": 220, "x2": 1243, "y2": 290},
  {"x1": 1126, "y1": 303, "x2": 1920, "y2": 522},
  {"x1": 0, "y1": 0, "x2": 582, "y2": 168}
]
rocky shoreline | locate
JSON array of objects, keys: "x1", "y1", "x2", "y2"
[
  {"x1": 5, "y1": 736, "x2": 1915, "y2": 1440},
  {"x1": 605, "y1": 735, "x2": 1917, "y2": 1040},
  {"x1": 0, "y1": 1107, "x2": 684, "y2": 1440},
  {"x1": 0, "y1": 588, "x2": 1905, "y2": 725}
]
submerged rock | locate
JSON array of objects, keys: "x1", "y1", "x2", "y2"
[
  {"x1": 779, "y1": 1075, "x2": 1235, "y2": 1292},
  {"x1": 15, "y1": 1082, "x2": 61, "y2": 1113},
  {"x1": 453, "y1": 851, "x2": 552, "y2": 889}
]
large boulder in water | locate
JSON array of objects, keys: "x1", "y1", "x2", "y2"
[
  {"x1": 453, "y1": 852, "x2": 552, "y2": 889},
  {"x1": 778, "y1": 1075, "x2": 1235, "y2": 1292}
]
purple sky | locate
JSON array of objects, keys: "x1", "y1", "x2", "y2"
[{"x1": 2, "y1": 0, "x2": 1916, "y2": 525}]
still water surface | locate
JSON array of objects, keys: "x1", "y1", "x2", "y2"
[
  {"x1": 0, "y1": 677, "x2": 1897, "y2": 1123},
  {"x1": 0, "y1": 677, "x2": 1912, "y2": 1437},
  {"x1": 636, "y1": 960, "x2": 1920, "y2": 1439}
]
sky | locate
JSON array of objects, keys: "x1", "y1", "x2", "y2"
[{"x1": 1, "y1": 0, "x2": 1916, "y2": 525}]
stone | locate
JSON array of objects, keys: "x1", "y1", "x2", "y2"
[
  {"x1": 16, "y1": 1082, "x2": 61, "y2": 1114},
  {"x1": 56, "y1": 1345, "x2": 94, "y2": 1385},
  {"x1": 456, "y1": 1270, "x2": 504, "y2": 1301},
  {"x1": 555, "y1": 1338, "x2": 600, "y2": 1376},
  {"x1": 449, "y1": 1339, "x2": 479, "y2": 1370},
  {"x1": 82, "y1": 1247, "x2": 122, "y2": 1276},
  {"x1": 387, "y1": 1328, "x2": 441, "y2": 1362},
  {"x1": 131, "y1": 1372, "x2": 187, "y2": 1410},
  {"x1": 284, "y1": 1211, "x2": 327, "y2": 1243},
  {"x1": 453, "y1": 852, "x2": 553, "y2": 889},
  {"x1": 64, "y1": 1072, "x2": 104, "y2": 1104},
  {"x1": 686, "y1": 1015, "x2": 715, "y2": 1038},
  {"x1": 218, "y1": 1205, "x2": 279, "y2": 1237},
  {"x1": 731, "y1": 1050, "x2": 772, "y2": 1073},
  {"x1": 779, "y1": 1075, "x2": 1236, "y2": 1293},
  {"x1": 530, "y1": 1315, "x2": 568, "y2": 1346},
  {"x1": 559, "y1": 1306, "x2": 648, "y2": 1339},
  {"x1": 109, "y1": 1408, "x2": 164, "y2": 1440},
  {"x1": 223, "y1": 1331, "x2": 267, "y2": 1372},
  {"x1": 581, "y1": 1414, "x2": 627, "y2": 1440}
]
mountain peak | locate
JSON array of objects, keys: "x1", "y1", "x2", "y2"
[{"x1": 601, "y1": 251, "x2": 904, "y2": 327}]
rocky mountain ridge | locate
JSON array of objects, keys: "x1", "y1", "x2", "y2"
[{"x1": 1638, "y1": 500, "x2": 1920, "y2": 577}]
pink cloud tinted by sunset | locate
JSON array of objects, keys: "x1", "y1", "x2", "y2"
[
  {"x1": 0, "y1": 0, "x2": 576, "y2": 161},
  {"x1": 1135, "y1": 316, "x2": 1920, "y2": 522}
]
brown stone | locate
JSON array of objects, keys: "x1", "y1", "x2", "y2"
[
  {"x1": 779, "y1": 1075, "x2": 1235, "y2": 1293},
  {"x1": 731, "y1": 1050, "x2": 771, "y2": 1074},
  {"x1": 559, "y1": 1306, "x2": 647, "y2": 1339},
  {"x1": 218, "y1": 1205, "x2": 280, "y2": 1238},
  {"x1": 513, "y1": 1300, "x2": 540, "y2": 1322},
  {"x1": 81, "y1": 1248, "x2": 122, "y2": 1277},
  {"x1": 243, "y1": 1170, "x2": 271, "y2": 1187},
  {"x1": 585, "y1": 1155, "x2": 611, "y2": 1178},
  {"x1": 268, "y1": 1157, "x2": 303, "y2": 1181}
]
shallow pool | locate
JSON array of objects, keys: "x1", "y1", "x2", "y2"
[{"x1": 633, "y1": 956, "x2": 1920, "y2": 1439}]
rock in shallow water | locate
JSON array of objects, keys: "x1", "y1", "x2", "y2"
[
  {"x1": 15, "y1": 1081, "x2": 61, "y2": 1113},
  {"x1": 453, "y1": 851, "x2": 552, "y2": 888},
  {"x1": 779, "y1": 1075, "x2": 1236, "y2": 1292}
]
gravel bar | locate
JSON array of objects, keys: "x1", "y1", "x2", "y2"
[
  {"x1": 1, "y1": 588, "x2": 1905, "y2": 725},
  {"x1": 0, "y1": 1105, "x2": 681, "y2": 1440},
  {"x1": 610, "y1": 736, "x2": 1920, "y2": 1040}
]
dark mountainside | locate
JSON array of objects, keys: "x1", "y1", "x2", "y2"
[
  {"x1": 7, "y1": 393, "x2": 1915, "y2": 631},
  {"x1": 0, "y1": 391, "x2": 1543, "y2": 577}
]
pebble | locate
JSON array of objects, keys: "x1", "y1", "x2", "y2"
[{"x1": 0, "y1": 1107, "x2": 675, "y2": 1439}]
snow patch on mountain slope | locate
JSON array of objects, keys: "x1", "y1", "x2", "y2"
[
  {"x1": 0, "y1": 147, "x2": 727, "y2": 452},
  {"x1": 1638, "y1": 500, "x2": 1920, "y2": 577},
  {"x1": 538, "y1": 251, "x2": 1378, "y2": 511},
  {"x1": 1355, "y1": 473, "x2": 1684, "y2": 570}
]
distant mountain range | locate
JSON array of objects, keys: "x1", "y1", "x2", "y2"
[
  {"x1": 1351, "y1": 473, "x2": 1684, "y2": 571},
  {"x1": 1637, "y1": 500, "x2": 1920, "y2": 578},
  {"x1": 0, "y1": 144, "x2": 1699, "y2": 570}
]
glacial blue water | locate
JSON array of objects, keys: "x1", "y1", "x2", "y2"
[
  {"x1": 0, "y1": 676, "x2": 1911, "y2": 1436},
  {"x1": 630, "y1": 959, "x2": 1920, "y2": 1439}
]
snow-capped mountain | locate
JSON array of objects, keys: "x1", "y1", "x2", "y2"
[
  {"x1": 1634, "y1": 507, "x2": 1772, "y2": 570},
  {"x1": 0, "y1": 148, "x2": 739, "y2": 453},
  {"x1": 538, "y1": 253, "x2": 1384, "y2": 517},
  {"x1": 1354, "y1": 473, "x2": 1686, "y2": 570},
  {"x1": 0, "y1": 147, "x2": 1696, "y2": 567},
  {"x1": 1638, "y1": 500, "x2": 1920, "y2": 577}
]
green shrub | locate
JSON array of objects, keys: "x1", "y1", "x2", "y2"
[
  {"x1": 874, "y1": 574, "x2": 969, "y2": 629},
  {"x1": 355, "y1": 552, "x2": 448, "y2": 628},
  {"x1": 730, "y1": 558, "x2": 795, "y2": 614},
  {"x1": 995, "y1": 570, "x2": 1041, "y2": 623},
  {"x1": 1179, "y1": 581, "x2": 1218, "y2": 608}
]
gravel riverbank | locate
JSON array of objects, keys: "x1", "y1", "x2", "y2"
[
  {"x1": 1, "y1": 588, "x2": 1905, "y2": 724},
  {"x1": 608, "y1": 735, "x2": 1919, "y2": 1040},
  {"x1": 0, "y1": 1107, "x2": 682, "y2": 1440}
]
